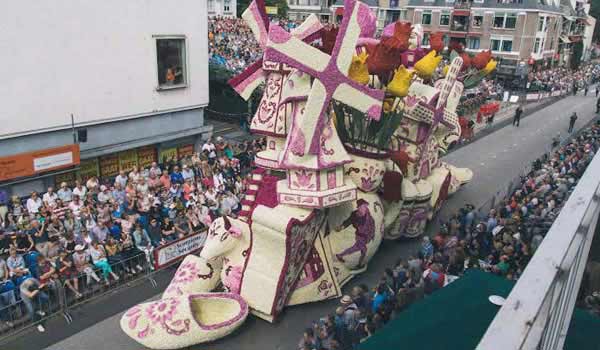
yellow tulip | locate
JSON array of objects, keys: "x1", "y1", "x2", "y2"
[
  {"x1": 348, "y1": 51, "x2": 370, "y2": 85},
  {"x1": 387, "y1": 66, "x2": 414, "y2": 98},
  {"x1": 414, "y1": 50, "x2": 442, "y2": 79},
  {"x1": 442, "y1": 65, "x2": 449, "y2": 77},
  {"x1": 483, "y1": 59, "x2": 497, "y2": 75},
  {"x1": 383, "y1": 98, "x2": 395, "y2": 113}
]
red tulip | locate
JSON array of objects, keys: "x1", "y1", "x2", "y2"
[
  {"x1": 429, "y1": 32, "x2": 444, "y2": 53},
  {"x1": 460, "y1": 52, "x2": 471, "y2": 71},
  {"x1": 388, "y1": 21, "x2": 412, "y2": 52},
  {"x1": 449, "y1": 40, "x2": 464, "y2": 54},
  {"x1": 320, "y1": 26, "x2": 339, "y2": 54},
  {"x1": 473, "y1": 50, "x2": 492, "y2": 70},
  {"x1": 367, "y1": 37, "x2": 402, "y2": 76}
]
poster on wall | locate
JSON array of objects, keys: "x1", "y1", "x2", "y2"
[
  {"x1": 78, "y1": 158, "x2": 99, "y2": 182},
  {"x1": 100, "y1": 155, "x2": 120, "y2": 178},
  {"x1": 153, "y1": 231, "x2": 207, "y2": 269},
  {"x1": 137, "y1": 146, "x2": 157, "y2": 169},
  {"x1": 119, "y1": 150, "x2": 138, "y2": 173},
  {"x1": 177, "y1": 144, "x2": 194, "y2": 159},
  {"x1": 54, "y1": 172, "x2": 77, "y2": 187},
  {"x1": 159, "y1": 148, "x2": 178, "y2": 165}
]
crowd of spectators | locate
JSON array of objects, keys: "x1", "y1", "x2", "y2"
[
  {"x1": 528, "y1": 63, "x2": 600, "y2": 93},
  {"x1": 297, "y1": 121, "x2": 600, "y2": 350},
  {"x1": 208, "y1": 16, "x2": 301, "y2": 74},
  {"x1": 0, "y1": 136, "x2": 266, "y2": 332}
]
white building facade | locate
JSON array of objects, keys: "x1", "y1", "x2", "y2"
[
  {"x1": 208, "y1": 0, "x2": 237, "y2": 17},
  {"x1": 0, "y1": 0, "x2": 212, "y2": 195}
]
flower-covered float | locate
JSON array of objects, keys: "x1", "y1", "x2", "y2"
[{"x1": 121, "y1": 0, "x2": 496, "y2": 347}]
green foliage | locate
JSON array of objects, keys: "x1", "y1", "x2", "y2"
[
  {"x1": 571, "y1": 41, "x2": 584, "y2": 70},
  {"x1": 333, "y1": 102, "x2": 403, "y2": 151},
  {"x1": 590, "y1": 0, "x2": 600, "y2": 40}
]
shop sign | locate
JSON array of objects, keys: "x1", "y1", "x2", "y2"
[
  {"x1": 265, "y1": 6, "x2": 278, "y2": 15},
  {"x1": 0, "y1": 144, "x2": 80, "y2": 182}
]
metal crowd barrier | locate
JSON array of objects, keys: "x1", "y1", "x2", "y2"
[{"x1": 0, "y1": 230, "x2": 206, "y2": 345}]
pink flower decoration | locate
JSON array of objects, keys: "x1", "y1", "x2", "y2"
[
  {"x1": 146, "y1": 299, "x2": 179, "y2": 325},
  {"x1": 228, "y1": 225, "x2": 242, "y2": 238},
  {"x1": 172, "y1": 261, "x2": 201, "y2": 285},
  {"x1": 223, "y1": 265, "x2": 244, "y2": 294}
]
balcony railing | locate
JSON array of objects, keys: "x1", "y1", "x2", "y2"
[{"x1": 477, "y1": 151, "x2": 600, "y2": 350}]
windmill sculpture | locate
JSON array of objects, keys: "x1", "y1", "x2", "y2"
[{"x1": 263, "y1": 0, "x2": 385, "y2": 208}]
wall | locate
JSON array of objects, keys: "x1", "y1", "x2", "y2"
[{"x1": 0, "y1": 0, "x2": 209, "y2": 140}]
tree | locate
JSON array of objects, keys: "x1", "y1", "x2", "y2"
[
  {"x1": 571, "y1": 41, "x2": 584, "y2": 70},
  {"x1": 590, "y1": 0, "x2": 600, "y2": 41}
]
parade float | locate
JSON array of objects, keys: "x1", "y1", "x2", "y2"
[{"x1": 121, "y1": 0, "x2": 496, "y2": 347}]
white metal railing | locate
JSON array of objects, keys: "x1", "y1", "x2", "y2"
[{"x1": 477, "y1": 151, "x2": 600, "y2": 350}]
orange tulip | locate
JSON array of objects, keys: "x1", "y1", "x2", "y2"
[{"x1": 473, "y1": 50, "x2": 492, "y2": 70}]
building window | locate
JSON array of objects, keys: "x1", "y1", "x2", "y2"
[
  {"x1": 549, "y1": 39, "x2": 553, "y2": 50},
  {"x1": 494, "y1": 13, "x2": 516, "y2": 29},
  {"x1": 534, "y1": 38, "x2": 541, "y2": 53},
  {"x1": 224, "y1": 5, "x2": 230, "y2": 12},
  {"x1": 505, "y1": 14, "x2": 516, "y2": 28},
  {"x1": 491, "y1": 39, "x2": 501, "y2": 51},
  {"x1": 422, "y1": 32, "x2": 430, "y2": 46},
  {"x1": 422, "y1": 11, "x2": 432, "y2": 25},
  {"x1": 155, "y1": 37, "x2": 187, "y2": 89},
  {"x1": 467, "y1": 37, "x2": 480, "y2": 49},
  {"x1": 491, "y1": 38, "x2": 513, "y2": 52},
  {"x1": 538, "y1": 17, "x2": 544, "y2": 31},
  {"x1": 390, "y1": 0, "x2": 399, "y2": 7},
  {"x1": 473, "y1": 15, "x2": 483, "y2": 27},
  {"x1": 440, "y1": 12, "x2": 450, "y2": 26},
  {"x1": 208, "y1": 0, "x2": 215, "y2": 12}
]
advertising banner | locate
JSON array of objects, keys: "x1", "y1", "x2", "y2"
[{"x1": 153, "y1": 231, "x2": 207, "y2": 269}]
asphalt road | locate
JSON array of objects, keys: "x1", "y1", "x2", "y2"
[{"x1": 7, "y1": 93, "x2": 598, "y2": 350}]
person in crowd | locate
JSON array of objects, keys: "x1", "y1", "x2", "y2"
[
  {"x1": 19, "y1": 276, "x2": 48, "y2": 332},
  {"x1": 569, "y1": 112, "x2": 578, "y2": 133},
  {"x1": 88, "y1": 240, "x2": 119, "y2": 285},
  {"x1": 72, "y1": 245, "x2": 101, "y2": 286}
]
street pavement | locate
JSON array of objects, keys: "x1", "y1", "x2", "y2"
[{"x1": 8, "y1": 93, "x2": 597, "y2": 350}]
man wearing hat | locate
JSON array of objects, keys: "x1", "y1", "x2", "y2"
[{"x1": 335, "y1": 199, "x2": 375, "y2": 267}]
